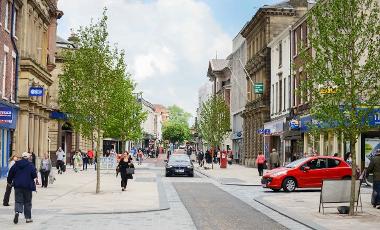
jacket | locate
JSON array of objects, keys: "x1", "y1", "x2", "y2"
[
  {"x1": 368, "y1": 154, "x2": 380, "y2": 182},
  {"x1": 39, "y1": 159, "x2": 52, "y2": 172},
  {"x1": 118, "y1": 159, "x2": 134, "y2": 179},
  {"x1": 256, "y1": 155, "x2": 266, "y2": 164},
  {"x1": 7, "y1": 159, "x2": 37, "y2": 191},
  {"x1": 269, "y1": 151, "x2": 280, "y2": 166}
]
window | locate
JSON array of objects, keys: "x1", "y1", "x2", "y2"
[
  {"x1": 300, "y1": 26, "x2": 303, "y2": 43},
  {"x1": 306, "y1": 25, "x2": 309, "y2": 47},
  {"x1": 327, "y1": 159, "x2": 340, "y2": 168},
  {"x1": 275, "y1": 82, "x2": 278, "y2": 113},
  {"x1": 279, "y1": 75, "x2": 283, "y2": 112},
  {"x1": 283, "y1": 77, "x2": 286, "y2": 110},
  {"x1": 288, "y1": 75, "x2": 291, "y2": 109},
  {"x1": 5, "y1": 1, "x2": 9, "y2": 31},
  {"x1": 293, "y1": 31, "x2": 298, "y2": 56},
  {"x1": 11, "y1": 55, "x2": 16, "y2": 101},
  {"x1": 12, "y1": 9, "x2": 17, "y2": 37},
  {"x1": 278, "y1": 41, "x2": 283, "y2": 67},
  {"x1": 271, "y1": 84, "x2": 274, "y2": 114},
  {"x1": 2, "y1": 54, "x2": 7, "y2": 96},
  {"x1": 304, "y1": 158, "x2": 327, "y2": 170}
]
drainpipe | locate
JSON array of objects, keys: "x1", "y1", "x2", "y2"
[{"x1": 11, "y1": 0, "x2": 19, "y2": 102}]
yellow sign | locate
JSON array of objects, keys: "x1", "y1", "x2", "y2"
[{"x1": 319, "y1": 87, "x2": 337, "y2": 94}]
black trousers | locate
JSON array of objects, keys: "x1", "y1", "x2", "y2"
[
  {"x1": 3, "y1": 183, "x2": 12, "y2": 205},
  {"x1": 57, "y1": 160, "x2": 64, "y2": 172},
  {"x1": 14, "y1": 188, "x2": 32, "y2": 219},
  {"x1": 83, "y1": 158, "x2": 88, "y2": 170},
  {"x1": 40, "y1": 171, "x2": 50, "y2": 187},
  {"x1": 257, "y1": 163, "x2": 264, "y2": 176},
  {"x1": 121, "y1": 175, "x2": 128, "y2": 188}
]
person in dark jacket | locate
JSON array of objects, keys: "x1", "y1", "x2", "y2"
[
  {"x1": 117, "y1": 153, "x2": 134, "y2": 191},
  {"x1": 368, "y1": 149, "x2": 380, "y2": 209},
  {"x1": 7, "y1": 152, "x2": 37, "y2": 224}
]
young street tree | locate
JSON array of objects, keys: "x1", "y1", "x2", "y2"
[
  {"x1": 162, "y1": 121, "x2": 191, "y2": 145},
  {"x1": 59, "y1": 9, "x2": 133, "y2": 193},
  {"x1": 299, "y1": 0, "x2": 380, "y2": 215},
  {"x1": 167, "y1": 105, "x2": 192, "y2": 125},
  {"x1": 199, "y1": 95, "x2": 230, "y2": 169}
]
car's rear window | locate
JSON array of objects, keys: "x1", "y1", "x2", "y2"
[
  {"x1": 327, "y1": 159, "x2": 340, "y2": 168},
  {"x1": 169, "y1": 155, "x2": 190, "y2": 163}
]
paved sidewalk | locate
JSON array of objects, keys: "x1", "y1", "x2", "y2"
[
  {"x1": 194, "y1": 162, "x2": 264, "y2": 185},
  {"x1": 0, "y1": 164, "x2": 164, "y2": 226},
  {"x1": 257, "y1": 187, "x2": 380, "y2": 230}
]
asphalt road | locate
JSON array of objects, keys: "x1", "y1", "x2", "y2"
[{"x1": 173, "y1": 183, "x2": 287, "y2": 230}]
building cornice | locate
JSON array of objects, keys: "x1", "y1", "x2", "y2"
[{"x1": 20, "y1": 58, "x2": 53, "y2": 85}]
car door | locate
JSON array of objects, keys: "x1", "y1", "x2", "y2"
[
  {"x1": 326, "y1": 158, "x2": 342, "y2": 180},
  {"x1": 299, "y1": 158, "x2": 327, "y2": 187}
]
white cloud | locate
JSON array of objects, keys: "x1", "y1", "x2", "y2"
[{"x1": 58, "y1": 0, "x2": 231, "y2": 116}]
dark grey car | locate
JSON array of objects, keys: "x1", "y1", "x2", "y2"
[{"x1": 165, "y1": 154, "x2": 194, "y2": 177}]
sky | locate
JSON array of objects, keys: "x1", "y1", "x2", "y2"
[{"x1": 57, "y1": 0, "x2": 279, "y2": 123}]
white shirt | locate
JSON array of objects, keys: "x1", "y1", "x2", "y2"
[{"x1": 56, "y1": 150, "x2": 65, "y2": 161}]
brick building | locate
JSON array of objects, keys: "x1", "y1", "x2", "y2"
[
  {"x1": 241, "y1": 0, "x2": 308, "y2": 167},
  {"x1": 0, "y1": 0, "x2": 22, "y2": 178}
]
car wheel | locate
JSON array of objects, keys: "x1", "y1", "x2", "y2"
[
  {"x1": 189, "y1": 173, "x2": 194, "y2": 177},
  {"x1": 165, "y1": 172, "x2": 170, "y2": 177},
  {"x1": 282, "y1": 177, "x2": 297, "y2": 192},
  {"x1": 271, "y1": 188, "x2": 281, "y2": 192},
  {"x1": 342, "y1": 176, "x2": 351, "y2": 180}
]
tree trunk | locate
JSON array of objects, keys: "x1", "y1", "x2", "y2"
[
  {"x1": 96, "y1": 128, "x2": 101, "y2": 194},
  {"x1": 349, "y1": 139, "x2": 357, "y2": 215}
]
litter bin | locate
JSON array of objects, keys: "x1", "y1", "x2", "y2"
[{"x1": 220, "y1": 151, "x2": 227, "y2": 168}]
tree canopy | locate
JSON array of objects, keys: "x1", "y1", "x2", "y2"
[
  {"x1": 167, "y1": 105, "x2": 192, "y2": 126},
  {"x1": 162, "y1": 121, "x2": 191, "y2": 144},
  {"x1": 298, "y1": 0, "x2": 380, "y2": 215}
]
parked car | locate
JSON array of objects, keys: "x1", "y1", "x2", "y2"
[
  {"x1": 165, "y1": 154, "x2": 194, "y2": 177},
  {"x1": 261, "y1": 156, "x2": 352, "y2": 192}
]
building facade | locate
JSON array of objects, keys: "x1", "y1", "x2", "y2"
[
  {"x1": 265, "y1": 27, "x2": 292, "y2": 165},
  {"x1": 0, "y1": 0, "x2": 22, "y2": 177},
  {"x1": 241, "y1": 0, "x2": 308, "y2": 167},
  {"x1": 228, "y1": 34, "x2": 247, "y2": 163}
]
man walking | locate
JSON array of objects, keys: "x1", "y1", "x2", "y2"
[
  {"x1": 7, "y1": 152, "x2": 37, "y2": 224},
  {"x1": 269, "y1": 148, "x2": 280, "y2": 169},
  {"x1": 56, "y1": 147, "x2": 65, "y2": 174},
  {"x1": 368, "y1": 149, "x2": 380, "y2": 209}
]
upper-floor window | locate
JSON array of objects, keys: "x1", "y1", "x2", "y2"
[
  {"x1": 12, "y1": 9, "x2": 17, "y2": 37},
  {"x1": 279, "y1": 74, "x2": 283, "y2": 113},
  {"x1": 278, "y1": 41, "x2": 283, "y2": 67},
  {"x1": 293, "y1": 31, "x2": 298, "y2": 57},
  {"x1": 5, "y1": 1, "x2": 10, "y2": 31}
]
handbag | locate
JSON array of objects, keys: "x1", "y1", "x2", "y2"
[{"x1": 126, "y1": 168, "x2": 135, "y2": 174}]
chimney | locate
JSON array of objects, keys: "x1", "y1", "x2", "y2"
[{"x1": 289, "y1": 0, "x2": 308, "y2": 7}]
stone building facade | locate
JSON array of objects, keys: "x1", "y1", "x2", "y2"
[
  {"x1": 15, "y1": 0, "x2": 62, "y2": 159},
  {"x1": 241, "y1": 0, "x2": 308, "y2": 167}
]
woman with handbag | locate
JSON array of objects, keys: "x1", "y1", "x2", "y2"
[
  {"x1": 118, "y1": 152, "x2": 135, "y2": 191},
  {"x1": 3, "y1": 154, "x2": 18, "y2": 206},
  {"x1": 256, "y1": 152, "x2": 266, "y2": 177},
  {"x1": 39, "y1": 154, "x2": 52, "y2": 188}
]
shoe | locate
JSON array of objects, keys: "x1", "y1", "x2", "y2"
[
  {"x1": 26, "y1": 219, "x2": 33, "y2": 223},
  {"x1": 3, "y1": 203, "x2": 10, "y2": 206},
  {"x1": 122, "y1": 188, "x2": 125, "y2": 191},
  {"x1": 13, "y1": 212, "x2": 19, "y2": 224}
]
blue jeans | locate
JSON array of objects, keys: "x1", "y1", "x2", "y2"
[{"x1": 14, "y1": 188, "x2": 32, "y2": 219}]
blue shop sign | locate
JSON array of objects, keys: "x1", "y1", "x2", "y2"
[
  {"x1": 289, "y1": 119, "x2": 300, "y2": 130},
  {"x1": 29, "y1": 87, "x2": 44, "y2": 97},
  {"x1": 50, "y1": 111, "x2": 68, "y2": 120},
  {"x1": 257, "y1": 129, "x2": 271, "y2": 135},
  {"x1": 0, "y1": 107, "x2": 12, "y2": 121}
]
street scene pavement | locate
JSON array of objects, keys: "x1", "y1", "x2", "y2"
[{"x1": 6, "y1": 154, "x2": 379, "y2": 230}]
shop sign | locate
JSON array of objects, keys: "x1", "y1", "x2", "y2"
[
  {"x1": 257, "y1": 129, "x2": 271, "y2": 135},
  {"x1": 29, "y1": 87, "x2": 44, "y2": 97},
  {"x1": 319, "y1": 87, "x2": 337, "y2": 94},
  {"x1": 289, "y1": 119, "x2": 300, "y2": 130},
  {"x1": 254, "y1": 83, "x2": 264, "y2": 94},
  {"x1": 0, "y1": 107, "x2": 12, "y2": 122}
]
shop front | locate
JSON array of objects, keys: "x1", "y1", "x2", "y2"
[
  {"x1": 0, "y1": 104, "x2": 18, "y2": 178},
  {"x1": 263, "y1": 118, "x2": 285, "y2": 164},
  {"x1": 232, "y1": 131, "x2": 243, "y2": 164},
  {"x1": 283, "y1": 117, "x2": 303, "y2": 163}
]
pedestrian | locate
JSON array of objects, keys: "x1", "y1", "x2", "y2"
[
  {"x1": 56, "y1": 147, "x2": 65, "y2": 174},
  {"x1": 368, "y1": 149, "x2": 380, "y2": 209},
  {"x1": 345, "y1": 152, "x2": 353, "y2": 166},
  {"x1": 137, "y1": 149, "x2": 144, "y2": 165},
  {"x1": 73, "y1": 151, "x2": 82, "y2": 172},
  {"x1": 82, "y1": 151, "x2": 88, "y2": 171},
  {"x1": 3, "y1": 154, "x2": 19, "y2": 206},
  {"x1": 269, "y1": 148, "x2": 280, "y2": 169},
  {"x1": 7, "y1": 152, "x2": 37, "y2": 224},
  {"x1": 333, "y1": 153, "x2": 339, "y2": 157},
  {"x1": 256, "y1": 152, "x2": 266, "y2": 176},
  {"x1": 117, "y1": 152, "x2": 134, "y2": 191},
  {"x1": 39, "y1": 154, "x2": 52, "y2": 188},
  {"x1": 198, "y1": 151, "x2": 204, "y2": 167},
  {"x1": 87, "y1": 149, "x2": 94, "y2": 165},
  {"x1": 217, "y1": 151, "x2": 221, "y2": 165},
  {"x1": 30, "y1": 152, "x2": 36, "y2": 169}
]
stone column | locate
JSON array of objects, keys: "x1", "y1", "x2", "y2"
[
  {"x1": 44, "y1": 118, "x2": 49, "y2": 156},
  {"x1": 34, "y1": 116, "x2": 40, "y2": 156},
  {"x1": 333, "y1": 133, "x2": 338, "y2": 155},
  {"x1": 17, "y1": 110, "x2": 30, "y2": 154},
  {"x1": 28, "y1": 113, "x2": 34, "y2": 152},
  {"x1": 38, "y1": 117, "x2": 44, "y2": 157},
  {"x1": 304, "y1": 133, "x2": 308, "y2": 154},
  {"x1": 319, "y1": 134, "x2": 324, "y2": 156}
]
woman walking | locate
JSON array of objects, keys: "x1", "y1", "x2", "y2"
[
  {"x1": 137, "y1": 149, "x2": 143, "y2": 165},
  {"x1": 73, "y1": 151, "x2": 82, "y2": 172},
  {"x1": 117, "y1": 152, "x2": 134, "y2": 191},
  {"x1": 39, "y1": 154, "x2": 52, "y2": 188},
  {"x1": 256, "y1": 152, "x2": 266, "y2": 176},
  {"x1": 3, "y1": 154, "x2": 18, "y2": 206}
]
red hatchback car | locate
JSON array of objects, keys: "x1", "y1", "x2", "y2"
[{"x1": 261, "y1": 156, "x2": 352, "y2": 192}]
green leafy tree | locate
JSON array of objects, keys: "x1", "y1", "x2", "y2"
[
  {"x1": 162, "y1": 122, "x2": 191, "y2": 144},
  {"x1": 199, "y1": 95, "x2": 230, "y2": 169},
  {"x1": 167, "y1": 105, "x2": 192, "y2": 125},
  {"x1": 298, "y1": 0, "x2": 380, "y2": 215},
  {"x1": 59, "y1": 9, "x2": 127, "y2": 193}
]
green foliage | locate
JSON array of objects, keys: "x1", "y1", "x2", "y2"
[
  {"x1": 167, "y1": 105, "x2": 192, "y2": 125},
  {"x1": 298, "y1": 0, "x2": 380, "y2": 215},
  {"x1": 162, "y1": 121, "x2": 190, "y2": 144},
  {"x1": 199, "y1": 95, "x2": 230, "y2": 148}
]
